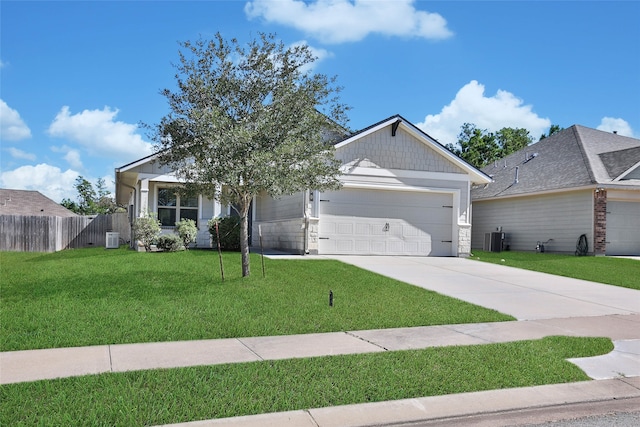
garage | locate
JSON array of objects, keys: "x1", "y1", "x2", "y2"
[
  {"x1": 318, "y1": 188, "x2": 454, "y2": 256},
  {"x1": 607, "y1": 201, "x2": 640, "y2": 255}
]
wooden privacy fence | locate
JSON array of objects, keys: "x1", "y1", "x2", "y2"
[{"x1": 0, "y1": 212, "x2": 130, "y2": 252}]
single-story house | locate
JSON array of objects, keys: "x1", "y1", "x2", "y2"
[
  {"x1": 471, "y1": 125, "x2": 640, "y2": 256},
  {"x1": 0, "y1": 188, "x2": 78, "y2": 217},
  {"x1": 116, "y1": 114, "x2": 491, "y2": 256}
]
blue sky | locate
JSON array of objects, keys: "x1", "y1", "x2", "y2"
[{"x1": 1, "y1": 0, "x2": 639, "y2": 202}]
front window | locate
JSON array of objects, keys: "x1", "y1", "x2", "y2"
[{"x1": 157, "y1": 188, "x2": 198, "y2": 226}]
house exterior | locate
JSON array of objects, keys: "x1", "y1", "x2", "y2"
[
  {"x1": 471, "y1": 125, "x2": 640, "y2": 256},
  {"x1": 116, "y1": 115, "x2": 491, "y2": 256},
  {"x1": 0, "y1": 189, "x2": 78, "y2": 217}
]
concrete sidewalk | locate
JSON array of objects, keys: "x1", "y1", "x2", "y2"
[{"x1": 2, "y1": 314, "x2": 639, "y2": 385}]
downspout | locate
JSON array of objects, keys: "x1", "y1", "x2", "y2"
[{"x1": 303, "y1": 190, "x2": 310, "y2": 255}]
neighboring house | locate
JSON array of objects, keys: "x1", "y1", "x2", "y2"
[
  {"x1": 115, "y1": 115, "x2": 491, "y2": 256},
  {"x1": 471, "y1": 125, "x2": 640, "y2": 256},
  {"x1": 0, "y1": 189, "x2": 78, "y2": 217}
]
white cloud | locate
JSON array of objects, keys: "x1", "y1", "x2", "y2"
[
  {"x1": 416, "y1": 80, "x2": 551, "y2": 146},
  {"x1": 51, "y1": 145, "x2": 84, "y2": 169},
  {"x1": 597, "y1": 117, "x2": 635, "y2": 138},
  {"x1": 0, "y1": 99, "x2": 32, "y2": 141},
  {"x1": 0, "y1": 163, "x2": 79, "y2": 202},
  {"x1": 47, "y1": 106, "x2": 153, "y2": 161},
  {"x1": 289, "y1": 40, "x2": 334, "y2": 73},
  {"x1": 245, "y1": 0, "x2": 453, "y2": 44},
  {"x1": 6, "y1": 147, "x2": 37, "y2": 161}
]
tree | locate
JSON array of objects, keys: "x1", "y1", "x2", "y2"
[
  {"x1": 60, "y1": 175, "x2": 118, "y2": 215},
  {"x1": 495, "y1": 127, "x2": 533, "y2": 158},
  {"x1": 447, "y1": 123, "x2": 534, "y2": 168},
  {"x1": 61, "y1": 176, "x2": 120, "y2": 215},
  {"x1": 151, "y1": 33, "x2": 348, "y2": 277},
  {"x1": 539, "y1": 124, "x2": 563, "y2": 140},
  {"x1": 446, "y1": 123, "x2": 499, "y2": 168}
]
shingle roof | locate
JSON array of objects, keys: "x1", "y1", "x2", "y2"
[
  {"x1": 472, "y1": 125, "x2": 640, "y2": 200},
  {"x1": 0, "y1": 189, "x2": 78, "y2": 217}
]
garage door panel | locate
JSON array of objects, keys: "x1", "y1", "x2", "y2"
[
  {"x1": 607, "y1": 201, "x2": 640, "y2": 256},
  {"x1": 319, "y1": 188, "x2": 453, "y2": 256}
]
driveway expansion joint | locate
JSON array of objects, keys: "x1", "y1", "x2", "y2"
[{"x1": 345, "y1": 331, "x2": 390, "y2": 351}]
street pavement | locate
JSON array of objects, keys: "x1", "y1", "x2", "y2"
[{"x1": 1, "y1": 255, "x2": 639, "y2": 426}]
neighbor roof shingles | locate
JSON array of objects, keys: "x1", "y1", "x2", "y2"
[
  {"x1": 472, "y1": 125, "x2": 640, "y2": 200},
  {"x1": 0, "y1": 189, "x2": 78, "y2": 217}
]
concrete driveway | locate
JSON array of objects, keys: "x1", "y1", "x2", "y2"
[{"x1": 326, "y1": 256, "x2": 640, "y2": 321}]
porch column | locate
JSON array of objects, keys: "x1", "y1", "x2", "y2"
[{"x1": 140, "y1": 179, "x2": 150, "y2": 217}]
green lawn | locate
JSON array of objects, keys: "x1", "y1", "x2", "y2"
[
  {"x1": 470, "y1": 250, "x2": 640, "y2": 290},
  {"x1": 0, "y1": 336, "x2": 612, "y2": 426},
  {"x1": 1, "y1": 247, "x2": 513, "y2": 351}
]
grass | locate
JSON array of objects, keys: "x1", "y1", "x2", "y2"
[
  {"x1": 470, "y1": 250, "x2": 640, "y2": 291},
  {"x1": 0, "y1": 247, "x2": 513, "y2": 351},
  {"x1": 0, "y1": 336, "x2": 612, "y2": 426}
]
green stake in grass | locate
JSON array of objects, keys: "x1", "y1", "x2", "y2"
[{"x1": 214, "y1": 221, "x2": 224, "y2": 282}]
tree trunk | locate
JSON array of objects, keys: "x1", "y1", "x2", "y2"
[{"x1": 239, "y1": 199, "x2": 251, "y2": 277}]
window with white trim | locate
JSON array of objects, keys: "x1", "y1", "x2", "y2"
[{"x1": 157, "y1": 188, "x2": 198, "y2": 227}]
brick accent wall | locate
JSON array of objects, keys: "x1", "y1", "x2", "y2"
[{"x1": 593, "y1": 189, "x2": 607, "y2": 256}]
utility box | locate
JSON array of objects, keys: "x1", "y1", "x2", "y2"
[
  {"x1": 106, "y1": 232, "x2": 120, "y2": 249},
  {"x1": 484, "y1": 232, "x2": 504, "y2": 252}
]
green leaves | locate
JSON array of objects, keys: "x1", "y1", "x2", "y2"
[
  {"x1": 149, "y1": 32, "x2": 349, "y2": 275},
  {"x1": 447, "y1": 123, "x2": 534, "y2": 168}
]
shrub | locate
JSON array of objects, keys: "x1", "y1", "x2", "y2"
[
  {"x1": 156, "y1": 234, "x2": 184, "y2": 252},
  {"x1": 176, "y1": 218, "x2": 198, "y2": 249},
  {"x1": 132, "y1": 214, "x2": 161, "y2": 252},
  {"x1": 208, "y1": 216, "x2": 241, "y2": 251}
]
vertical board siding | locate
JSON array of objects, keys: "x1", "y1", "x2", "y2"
[
  {"x1": 0, "y1": 213, "x2": 130, "y2": 252},
  {"x1": 471, "y1": 190, "x2": 593, "y2": 253},
  {"x1": 256, "y1": 192, "x2": 304, "y2": 221}
]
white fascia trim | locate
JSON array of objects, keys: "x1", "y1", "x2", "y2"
[
  {"x1": 342, "y1": 181, "x2": 459, "y2": 195},
  {"x1": 340, "y1": 166, "x2": 470, "y2": 182},
  {"x1": 117, "y1": 153, "x2": 160, "y2": 173},
  {"x1": 474, "y1": 185, "x2": 596, "y2": 202},
  {"x1": 333, "y1": 118, "x2": 398, "y2": 149},
  {"x1": 138, "y1": 173, "x2": 182, "y2": 183},
  {"x1": 614, "y1": 161, "x2": 640, "y2": 181}
]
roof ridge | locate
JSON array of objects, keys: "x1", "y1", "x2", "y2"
[{"x1": 572, "y1": 125, "x2": 597, "y2": 184}]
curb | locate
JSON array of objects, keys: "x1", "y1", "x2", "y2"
[{"x1": 157, "y1": 377, "x2": 640, "y2": 427}]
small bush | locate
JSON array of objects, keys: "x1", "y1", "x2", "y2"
[
  {"x1": 132, "y1": 214, "x2": 161, "y2": 252},
  {"x1": 156, "y1": 234, "x2": 184, "y2": 252},
  {"x1": 176, "y1": 219, "x2": 198, "y2": 249},
  {"x1": 208, "y1": 216, "x2": 241, "y2": 251}
]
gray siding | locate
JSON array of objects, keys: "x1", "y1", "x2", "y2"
[
  {"x1": 336, "y1": 127, "x2": 465, "y2": 174},
  {"x1": 255, "y1": 192, "x2": 304, "y2": 222},
  {"x1": 471, "y1": 190, "x2": 593, "y2": 254}
]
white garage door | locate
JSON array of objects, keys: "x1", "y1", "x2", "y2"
[
  {"x1": 318, "y1": 188, "x2": 454, "y2": 256},
  {"x1": 607, "y1": 201, "x2": 640, "y2": 256}
]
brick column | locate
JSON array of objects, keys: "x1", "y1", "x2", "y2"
[{"x1": 593, "y1": 189, "x2": 607, "y2": 256}]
